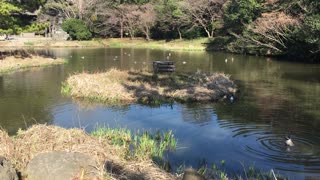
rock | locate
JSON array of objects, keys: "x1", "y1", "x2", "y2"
[
  {"x1": 182, "y1": 168, "x2": 205, "y2": 180},
  {"x1": 0, "y1": 156, "x2": 19, "y2": 180},
  {"x1": 25, "y1": 151, "x2": 100, "y2": 180}
]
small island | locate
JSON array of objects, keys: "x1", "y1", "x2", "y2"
[{"x1": 62, "y1": 69, "x2": 237, "y2": 105}]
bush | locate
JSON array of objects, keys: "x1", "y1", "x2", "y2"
[{"x1": 61, "y1": 18, "x2": 92, "y2": 40}]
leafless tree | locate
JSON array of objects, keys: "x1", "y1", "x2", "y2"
[
  {"x1": 182, "y1": 0, "x2": 226, "y2": 38},
  {"x1": 136, "y1": 3, "x2": 156, "y2": 40},
  {"x1": 247, "y1": 12, "x2": 300, "y2": 53}
]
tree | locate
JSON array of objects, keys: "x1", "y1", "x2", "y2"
[
  {"x1": 62, "y1": 18, "x2": 92, "y2": 40},
  {"x1": 182, "y1": 0, "x2": 227, "y2": 38},
  {"x1": 137, "y1": 3, "x2": 156, "y2": 40},
  {"x1": 121, "y1": 4, "x2": 140, "y2": 39},
  {"x1": 153, "y1": 0, "x2": 191, "y2": 40},
  {"x1": 0, "y1": 0, "x2": 22, "y2": 37},
  {"x1": 224, "y1": 0, "x2": 262, "y2": 32}
]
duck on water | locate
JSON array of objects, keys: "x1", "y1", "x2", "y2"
[{"x1": 285, "y1": 136, "x2": 294, "y2": 147}]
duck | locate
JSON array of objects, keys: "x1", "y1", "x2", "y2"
[
  {"x1": 182, "y1": 61, "x2": 187, "y2": 64},
  {"x1": 229, "y1": 95, "x2": 234, "y2": 102},
  {"x1": 285, "y1": 136, "x2": 294, "y2": 147},
  {"x1": 225, "y1": 59, "x2": 228, "y2": 63},
  {"x1": 81, "y1": 56, "x2": 85, "y2": 59}
]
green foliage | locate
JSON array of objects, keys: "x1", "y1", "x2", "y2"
[
  {"x1": 224, "y1": 0, "x2": 262, "y2": 31},
  {"x1": 62, "y1": 18, "x2": 92, "y2": 40},
  {"x1": 286, "y1": 14, "x2": 320, "y2": 62},
  {"x1": 61, "y1": 82, "x2": 72, "y2": 95},
  {"x1": 0, "y1": 1, "x2": 22, "y2": 34},
  {"x1": 23, "y1": 23, "x2": 50, "y2": 34}
]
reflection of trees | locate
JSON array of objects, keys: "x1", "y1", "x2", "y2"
[
  {"x1": 0, "y1": 76, "x2": 3, "y2": 93},
  {"x1": 180, "y1": 104, "x2": 213, "y2": 125},
  {"x1": 0, "y1": 66, "x2": 66, "y2": 134}
]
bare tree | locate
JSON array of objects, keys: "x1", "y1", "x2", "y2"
[
  {"x1": 246, "y1": 12, "x2": 300, "y2": 53},
  {"x1": 182, "y1": 0, "x2": 226, "y2": 38},
  {"x1": 136, "y1": 3, "x2": 156, "y2": 40},
  {"x1": 121, "y1": 4, "x2": 140, "y2": 39}
]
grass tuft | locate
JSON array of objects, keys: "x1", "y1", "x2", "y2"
[{"x1": 91, "y1": 128, "x2": 177, "y2": 163}]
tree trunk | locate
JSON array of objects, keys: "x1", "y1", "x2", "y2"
[
  {"x1": 144, "y1": 27, "x2": 150, "y2": 41},
  {"x1": 178, "y1": 28, "x2": 182, "y2": 40},
  {"x1": 205, "y1": 29, "x2": 212, "y2": 38},
  {"x1": 120, "y1": 20, "x2": 124, "y2": 39}
]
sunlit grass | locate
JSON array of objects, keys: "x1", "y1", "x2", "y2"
[
  {"x1": 62, "y1": 69, "x2": 237, "y2": 105},
  {"x1": 102, "y1": 38, "x2": 208, "y2": 51},
  {"x1": 0, "y1": 55, "x2": 66, "y2": 74}
]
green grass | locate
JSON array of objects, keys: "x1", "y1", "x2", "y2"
[
  {"x1": 180, "y1": 160, "x2": 287, "y2": 180},
  {"x1": 92, "y1": 127, "x2": 177, "y2": 162},
  {"x1": 61, "y1": 82, "x2": 72, "y2": 95},
  {"x1": 23, "y1": 42, "x2": 34, "y2": 46}
]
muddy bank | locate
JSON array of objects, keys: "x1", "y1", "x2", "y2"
[
  {"x1": 0, "y1": 125, "x2": 176, "y2": 180},
  {"x1": 62, "y1": 69, "x2": 237, "y2": 105}
]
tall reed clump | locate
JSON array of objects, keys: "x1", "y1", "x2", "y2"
[{"x1": 92, "y1": 128, "x2": 176, "y2": 164}]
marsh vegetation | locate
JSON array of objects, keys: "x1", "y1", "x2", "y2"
[
  {"x1": 0, "y1": 50, "x2": 66, "y2": 74},
  {"x1": 62, "y1": 69, "x2": 237, "y2": 105}
]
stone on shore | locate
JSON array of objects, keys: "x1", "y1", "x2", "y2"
[{"x1": 25, "y1": 151, "x2": 100, "y2": 180}]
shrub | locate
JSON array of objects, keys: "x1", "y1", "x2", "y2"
[{"x1": 61, "y1": 18, "x2": 92, "y2": 40}]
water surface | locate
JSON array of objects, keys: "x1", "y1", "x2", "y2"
[{"x1": 0, "y1": 48, "x2": 319, "y2": 178}]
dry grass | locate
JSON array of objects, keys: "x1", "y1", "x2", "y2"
[
  {"x1": 0, "y1": 55, "x2": 66, "y2": 74},
  {"x1": 63, "y1": 69, "x2": 237, "y2": 105},
  {"x1": 0, "y1": 125, "x2": 176, "y2": 180}
]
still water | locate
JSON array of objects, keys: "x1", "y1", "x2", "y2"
[{"x1": 0, "y1": 48, "x2": 320, "y2": 178}]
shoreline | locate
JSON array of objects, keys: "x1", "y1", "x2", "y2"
[
  {"x1": 0, "y1": 54, "x2": 66, "y2": 74},
  {"x1": 0, "y1": 38, "x2": 207, "y2": 51}
]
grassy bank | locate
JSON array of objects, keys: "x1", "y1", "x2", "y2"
[
  {"x1": 0, "y1": 38, "x2": 207, "y2": 51},
  {"x1": 0, "y1": 54, "x2": 66, "y2": 74},
  {"x1": 62, "y1": 69, "x2": 237, "y2": 105},
  {"x1": 0, "y1": 125, "x2": 176, "y2": 179},
  {"x1": 105, "y1": 38, "x2": 207, "y2": 51}
]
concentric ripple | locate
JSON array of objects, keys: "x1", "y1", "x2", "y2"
[{"x1": 219, "y1": 120, "x2": 320, "y2": 173}]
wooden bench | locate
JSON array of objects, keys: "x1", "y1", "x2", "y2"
[{"x1": 153, "y1": 61, "x2": 175, "y2": 73}]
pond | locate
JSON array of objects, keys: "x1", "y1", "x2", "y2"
[{"x1": 0, "y1": 48, "x2": 319, "y2": 178}]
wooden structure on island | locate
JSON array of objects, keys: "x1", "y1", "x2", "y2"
[{"x1": 153, "y1": 61, "x2": 175, "y2": 73}]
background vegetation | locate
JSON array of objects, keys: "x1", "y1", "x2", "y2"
[{"x1": 0, "y1": 0, "x2": 319, "y2": 62}]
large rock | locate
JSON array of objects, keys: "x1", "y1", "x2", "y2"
[
  {"x1": 0, "y1": 156, "x2": 19, "y2": 180},
  {"x1": 25, "y1": 151, "x2": 100, "y2": 180}
]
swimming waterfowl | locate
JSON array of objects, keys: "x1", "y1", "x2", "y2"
[
  {"x1": 230, "y1": 95, "x2": 234, "y2": 102},
  {"x1": 285, "y1": 136, "x2": 294, "y2": 146}
]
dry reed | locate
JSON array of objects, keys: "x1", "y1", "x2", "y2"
[
  {"x1": 0, "y1": 55, "x2": 65, "y2": 73},
  {"x1": 64, "y1": 69, "x2": 237, "y2": 105}
]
